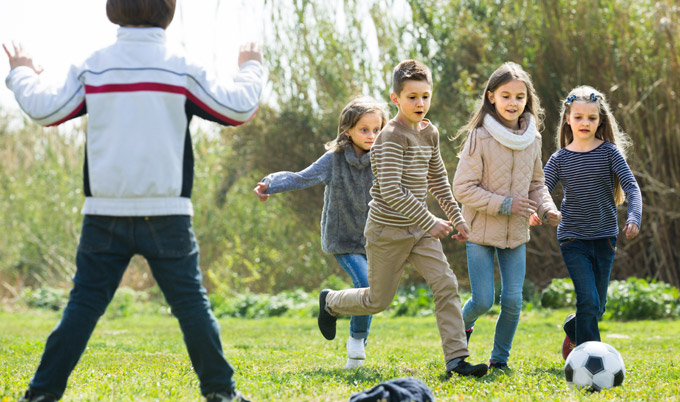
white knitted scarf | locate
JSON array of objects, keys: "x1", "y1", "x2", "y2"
[{"x1": 482, "y1": 113, "x2": 538, "y2": 150}]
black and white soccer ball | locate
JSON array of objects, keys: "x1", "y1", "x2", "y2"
[{"x1": 564, "y1": 341, "x2": 625, "y2": 391}]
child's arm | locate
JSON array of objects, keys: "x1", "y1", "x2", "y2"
[
  {"x1": 253, "y1": 151, "x2": 333, "y2": 201},
  {"x1": 611, "y1": 147, "x2": 643, "y2": 238},
  {"x1": 427, "y1": 142, "x2": 466, "y2": 229},
  {"x1": 453, "y1": 133, "x2": 535, "y2": 218},
  {"x1": 186, "y1": 42, "x2": 265, "y2": 127},
  {"x1": 528, "y1": 145, "x2": 560, "y2": 226},
  {"x1": 4, "y1": 42, "x2": 86, "y2": 126}
]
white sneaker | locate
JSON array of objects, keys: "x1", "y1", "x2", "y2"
[
  {"x1": 346, "y1": 336, "x2": 366, "y2": 360},
  {"x1": 343, "y1": 358, "x2": 364, "y2": 369}
]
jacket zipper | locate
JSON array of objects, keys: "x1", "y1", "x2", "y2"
[{"x1": 506, "y1": 149, "x2": 515, "y2": 248}]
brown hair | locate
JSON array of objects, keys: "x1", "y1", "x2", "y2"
[
  {"x1": 556, "y1": 85, "x2": 632, "y2": 205},
  {"x1": 455, "y1": 62, "x2": 545, "y2": 153},
  {"x1": 325, "y1": 96, "x2": 389, "y2": 152},
  {"x1": 392, "y1": 60, "x2": 432, "y2": 96},
  {"x1": 106, "y1": 0, "x2": 176, "y2": 29}
]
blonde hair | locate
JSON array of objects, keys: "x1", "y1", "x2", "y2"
[
  {"x1": 325, "y1": 96, "x2": 389, "y2": 152},
  {"x1": 556, "y1": 85, "x2": 632, "y2": 205},
  {"x1": 455, "y1": 62, "x2": 544, "y2": 155}
]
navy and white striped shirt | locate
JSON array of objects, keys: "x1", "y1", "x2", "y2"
[{"x1": 544, "y1": 141, "x2": 642, "y2": 241}]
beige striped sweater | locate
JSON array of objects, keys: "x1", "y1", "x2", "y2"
[{"x1": 368, "y1": 118, "x2": 465, "y2": 231}]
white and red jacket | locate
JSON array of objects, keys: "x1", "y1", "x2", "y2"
[{"x1": 5, "y1": 27, "x2": 265, "y2": 216}]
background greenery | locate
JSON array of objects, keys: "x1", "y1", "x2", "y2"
[{"x1": 1, "y1": 0, "x2": 679, "y2": 297}]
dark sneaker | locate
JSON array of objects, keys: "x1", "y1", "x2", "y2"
[
  {"x1": 465, "y1": 327, "x2": 474, "y2": 344},
  {"x1": 18, "y1": 390, "x2": 57, "y2": 402},
  {"x1": 318, "y1": 289, "x2": 337, "y2": 340},
  {"x1": 562, "y1": 313, "x2": 576, "y2": 340},
  {"x1": 562, "y1": 313, "x2": 576, "y2": 360},
  {"x1": 489, "y1": 361, "x2": 509, "y2": 370},
  {"x1": 205, "y1": 390, "x2": 250, "y2": 402},
  {"x1": 446, "y1": 358, "x2": 488, "y2": 378}
]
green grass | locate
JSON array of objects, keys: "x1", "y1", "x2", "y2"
[{"x1": 1, "y1": 309, "x2": 679, "y2": 401}]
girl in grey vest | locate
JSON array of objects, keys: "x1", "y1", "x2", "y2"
[{"x1": 254, "y1": 96, "x2": 387, "y2": 369}]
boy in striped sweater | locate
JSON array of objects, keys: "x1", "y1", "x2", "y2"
[{"x1": 317, "y1": 60, "x2": 488, "y2": 378}]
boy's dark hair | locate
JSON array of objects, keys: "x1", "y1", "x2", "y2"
[
  {"x1": 106, "y1": 0, "x2": 176, "y2": 29},
  {"x1": 392, "y1": 60, "x2": 432, "y2": 95}
]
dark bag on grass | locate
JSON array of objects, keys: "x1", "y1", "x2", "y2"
[{"x1": 348, "y1": 377, "x2": 435, "y2": 402}]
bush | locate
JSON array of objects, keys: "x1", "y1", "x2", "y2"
[
  {"x1": 540, "y1": 277, "x2": 680, "y2": 320},
  {"x1": 210, "y1": 288, "x2": 316, "y2": 319},
  {"x1": 540, "y1": 278, "x2": 577, "y2": 309},
  {"x1": 22, "y1": 286, "x2": 69, "y2": 311},
  {"x1": 606, "y1": 278, "x2": 680, "y2": 320}
]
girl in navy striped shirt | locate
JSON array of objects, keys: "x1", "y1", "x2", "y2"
[{"x1": 540, "y1": 86, "x2": 642, "y2": 356}]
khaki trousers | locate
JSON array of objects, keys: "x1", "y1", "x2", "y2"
[{"x1": 325, "y1": 220, "x2": 469, "y2": 361}]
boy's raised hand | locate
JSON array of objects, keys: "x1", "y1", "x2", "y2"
[
  {"x1": 428, "y1": 219, "x2": 453, "y2": 239},
  {"x1": 238, "y1": 42, "x2": 263, "y2": 67},
  {"x1": 451, "y1": 222, "x2": 470, "y2": 242},
  {"x1": 253, "y1": 182, "x2": 270, "y2": 202},
  {"x1": 3, "y1": 42, "x2": 43, "y2": 74}
]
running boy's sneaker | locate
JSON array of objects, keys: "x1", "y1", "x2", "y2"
[
  {"x1": 318, "y1": 289, "x2": 337, "y2": 340},
  {"x1": 205, "y1": 390, "x2": 250, "y2": 402},
  {"x1": 562, "y1": 313, "x2": 576, "y2": 360},
  {"x1": 18, "y1": 390, "x2": 57, "y2": 402},
  {"x1": 446, "y1": 358, "x2": 488, "y2": 378}
]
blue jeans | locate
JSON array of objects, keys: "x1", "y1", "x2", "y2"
[
  {"x1": 462, "y1": 242, "x2": 526, "y2": 363},
  {"x1": 334, "y1": 253, "x2": 372, "y2": 339},
  {"x1": 29, "y1": 215, "x2": 235, "y2": 398},
  {"x1": 559, "y1": 237, "x2": 617, "y2": 345}
]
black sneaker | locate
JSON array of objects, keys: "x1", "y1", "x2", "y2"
[
  {"x1": 18, "y1": 390, "x2": 57, "y2": 402},
  {"x1": 318, "y1": 289, "x2": 337, "y2": 340},
  {"x1": 446, "y1": 358, "x2": 488, "y2": 378},
  {"x1": 205, "y1": 390, "x2": 250, "y2": 402}
]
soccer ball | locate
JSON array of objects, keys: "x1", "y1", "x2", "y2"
[{"x1": 564, "y1": 341, "x2": 625, "y2": 391}]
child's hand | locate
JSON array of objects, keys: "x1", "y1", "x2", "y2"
[
  {"x1": 545, "y1": 210, "x2": 561, "y2": 226},
  {"x1": 253, "y1": 182, "x2": 270, "y2": 202},
  {"x1": 529, "y1": 213, "x2": 542, "y2": 226},
  {"x1": 622, "y1": 222, "x2": 640, "y2": 239},
  {"x1": 451, "y1": 222, "x2": 470, "y2": 242},
  {"x1": 511, "y1": 197, "x2": 537, "y2": 218},
  {"x1": 3, "y1": 42, "x2": 43, "y2": 74},
  {"x1": 238, "y1": 42, "x2": 263, "y2": 66},
  {"x1": 428, "y1": 219, "x2": 453, "y2": 239}
]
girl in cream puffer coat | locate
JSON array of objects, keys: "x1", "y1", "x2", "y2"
[{"x1": 452, "y1": 62, "x2": 560, "y2": 369}]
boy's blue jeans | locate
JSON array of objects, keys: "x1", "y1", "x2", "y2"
[
  {"x1": 462, "y1": 242, "x2": 526, "y2": 364},
  {"x1": 333, "y1": 253, "x2": 372, "y2": 339},
  {"x1": 29, "y1": 215, "x2": 235, "y2": 398},
  {"x1": 559, "y1": 237, "x2": 617, "y2": 345}
]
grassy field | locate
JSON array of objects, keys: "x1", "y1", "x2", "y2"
[{"x1": 1, "y1": 308, "x2": 679, "y2": 401}]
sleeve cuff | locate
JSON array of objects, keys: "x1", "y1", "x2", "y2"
[{"x1": 499, "y1": 198, "x2": 513, "y2": 216}]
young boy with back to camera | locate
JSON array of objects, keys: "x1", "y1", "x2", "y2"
[
  {"x1": 317, "y1": 60, "x2": 488, "y2": 379},
  {"x1": 4, "y1": 0, "x2": 264, "y2": 401}
]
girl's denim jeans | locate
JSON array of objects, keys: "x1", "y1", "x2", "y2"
[
  {"x1": 462, "y1": 242, "x2": 526, "y2": 363},
  {"x1": 559, "y1": 237, "x2": 617, "y2": 345},
  {"x1": 29, "y1": 215, "x2": 235, "y2": 398},
  {"x1": 333, "y1": 253, "x2": 372, "y2": 339}
]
